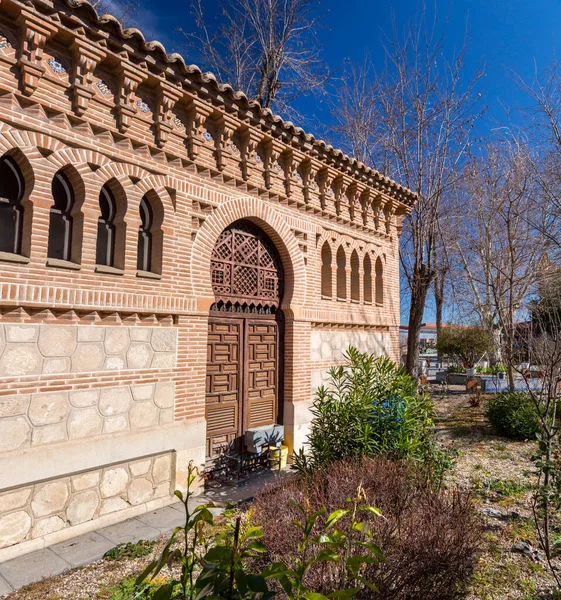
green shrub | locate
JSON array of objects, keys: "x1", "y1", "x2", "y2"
[
  {"x1": 293, "y1": 348, "x2": 451, "y2": 483},
  {"x1": 486, "y1": 392, "x2": 540, "y2": 440},
  {"x1": 436, "y1": 325, "x2": 492, "y2": 368},
  {"x1": 104, "y1": 539, "x2": 155, "y2": 561},
  {"x1": 447, "y1": 365, "x2": 466, "y2": 374},
  {"x1": 476, "y1": 364, "x2": 507, "y2": 375}
]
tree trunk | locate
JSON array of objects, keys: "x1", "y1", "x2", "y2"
[
  {"x1": 406, "y1": 273, "x2": 432, "y2": 377},
  {"x1": 435, "y1": 269, "x2": 446, "y2": 362}
]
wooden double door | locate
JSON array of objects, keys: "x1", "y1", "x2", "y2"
[{"x1": 205, "y1": 314, "x2": 280, "y2": 459}]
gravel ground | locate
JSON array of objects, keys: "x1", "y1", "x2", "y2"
[
  {"x1": 4, "y1": 386, "x2": 561, "y2": 599},
  {"x1": 433, "y1": 385, "x2": 560, "y2": 600}
]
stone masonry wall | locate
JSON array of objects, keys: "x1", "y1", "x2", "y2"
[
  {"x1": 0, "y1": 452, "x2": 173, "y2": 550},
  {"x1": 0, "y1": 324, "x2": 177, "y2": 378}
]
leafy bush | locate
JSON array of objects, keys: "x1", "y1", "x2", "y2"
[
  {"x1": 294, "y1": 349, "x2": 450, "y2": 483},
  {"x1": 436, "y1": 325, "x2": 492, "y2": 368},
  {"x1": 253, "y1": 457, "x2": 481, "y2": 600},
  {"x1": 476, "y1": 364, "x2": 507, "y2": 375},
  {"x1": 133, "y1": 463, "x2": 385, "y2": 600},
  {"x1": 104, "y1": 539, "x2": 155, "y2": 561},
  {"x1": 486, "y1": 391, "x2": 540, "y2": 440}
]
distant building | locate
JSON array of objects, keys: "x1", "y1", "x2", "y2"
[{"x1": 399, "y1": 323, "x2": 438, "y2": 358}]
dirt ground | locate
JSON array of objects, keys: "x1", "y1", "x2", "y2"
[
  {"x1": 3, "y1": 386, "x2": 561, "y2": 600},
  {"x1": 433, "y1": 385, "x2": 559, "y2": 600}
]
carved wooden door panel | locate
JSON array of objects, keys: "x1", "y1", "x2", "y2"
[
  {"x1": 205, "y1": 319, "x2": 242, "y2": 458},
  {"x1": 246, "y1": 320, "x2": 278, "y2": 430}
]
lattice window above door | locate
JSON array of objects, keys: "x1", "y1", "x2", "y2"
[{"x1": 210, "y1": 220, "x2": 283, "y2": 311}]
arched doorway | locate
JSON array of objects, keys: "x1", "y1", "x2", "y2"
[{"x1": 205, "y1": 219, "x2": 284, "y2": 459}]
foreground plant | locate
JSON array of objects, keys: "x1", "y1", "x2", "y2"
[
  {"x1": 293, "y1": 348, "x2": 452, "y2": 486},
  {"x1": 133, "y1": 463, "x2": 384, "y2": 599}
]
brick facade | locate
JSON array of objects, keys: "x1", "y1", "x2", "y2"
[{"x1": 0, "y1": 0, "x2": 415, "y2": 559}]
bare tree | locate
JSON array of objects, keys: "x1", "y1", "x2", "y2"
[
  {"x1": 331, "y1": 11, "x2": 484, "y2": 376},
  {"x1": 454, "y1": 141, "x2": 543, "y2": 388},
  {"x1": 90, "y1": 0, "x2": 139, "y2": 24},
  {"x1": 182, "y1": 0, "x2": 327, "y2": 115}
]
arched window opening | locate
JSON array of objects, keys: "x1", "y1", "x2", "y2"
[
  {"x1": 350, "y1": 250, "x2": 360, "y2": 302},
  {"x1": 375, "y1": 257, "x2": 384, "y2": 305},
  {"x1": 336, "y1": 246, "x2": 346, "y2": 300},
  {"x1": 363, "y1": 254, "x2": 372, "y2": 304},
  {"x1": 96, "y1": 184, "x2": 117, "y2": 267},
  {"x1": 320, "y1": 242, "x2": 332, "y2": 298},
  {"x1": 48, "y1": 171, "x2": 74, "y2": 261},
  {"x1": 137, "y1": 195, "x2": 153, "y2": 272},
  {"x1": 0, "y1": 155, "x2": 24, "y2": 254}
]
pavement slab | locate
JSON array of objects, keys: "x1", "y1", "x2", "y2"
[
  {"x1": 0, "y1": 575, "x2": 12, "y2": 596},
  {"x1": 50, "y1": 532, "x2": 115, "y2": 569},
  {"x1": 0, "y1": 548, "x2": 70, "y2": 590},
  {"x1": 97, "y1": 518, "x2": 160, "y2": 545},
  {"x1": 135, "y1": 505, "x2": 184, "y2": 533}
]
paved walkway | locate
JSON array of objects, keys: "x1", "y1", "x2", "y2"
[{"x1": 0, "y1": 469, "x2": 288, "y2": 597}]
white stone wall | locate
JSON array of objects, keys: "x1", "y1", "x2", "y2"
[
  {"x1": 0, "y1": 324, "x2": 177, "y2": 377},
  {"x1": 310, "y1": 329, "x2": 390, "y2": 392},
  {"x1": 0, "y1": 382, "x2": 175, "y2": 452},
  {"x1": 0, "y1": 453, "x2": 173, "y2": 550}
]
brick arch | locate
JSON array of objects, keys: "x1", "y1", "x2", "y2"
[
  {"x1": 46, "y1": 147, "x2": 111, "y2": 173},
  {"x1": 135, "y1": 177, "x2": 176, "y2": 234},
  {"x1": 93, "y1": 161, "x2": 152, "y2": 185},
  {"x1": 191, "y1": 197, "x2": 306, "y2": 311}
]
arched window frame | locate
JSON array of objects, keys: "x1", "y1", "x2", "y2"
[
  {"x1": 350, "y1": 250, "x2": 360, "y2": 302},
  {"x1": 0, "y1": 155, "x2": 25, "y2": 255},
  {"x1": 336, "y1": 246, "x2": 347, "y2": 300},
  {"x1": 48, "y1": 170, "x2": 75, "y2": 262},
  {"x1": 137, "y1": 195, "x2": 153, "y2": 272},
  {"x1": 320, "y1": 241, "x2": 332, "y2": 299},
  {"x1": 375, "y1": 257, "x2": 384, "y2": 306},
  {"x1": 363, "y1": 253, "x2": 373, "y2": 304},
  {"x1": 96, "y1": 184, "x2": 117, "y2": 268},
  {"x1": 136, "y1": 192, "x2": 164, "y2": 277}
]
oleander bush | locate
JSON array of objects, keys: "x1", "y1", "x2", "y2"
[
  {"x1": 252, "y1": 457, "x2": 481, "y2": 600},
  {"x1": 486, "y1": 391, "x2": 540, "y2": 440},
  {"x1": 293, "y1": 348, "x2": 452, "y2": 486}
]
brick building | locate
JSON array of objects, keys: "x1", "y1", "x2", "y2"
[{"x1": 0, "y1": 0, "x2": 415, "y2": 559}]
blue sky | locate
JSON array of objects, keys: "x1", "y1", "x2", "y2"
[{"x1": 118, "y1": 0, "x2": 561, "y2": 323}]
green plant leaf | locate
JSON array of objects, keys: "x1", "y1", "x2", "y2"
[{"x1": 326, "y1": 509, "x2": 349, "y2": 528}]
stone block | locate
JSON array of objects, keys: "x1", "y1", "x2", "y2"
[
  {"x1": 128, "y1": 478, "x2": 153, "y2": 506},
  {"x1": 127, "y1": 343, "x2": 153, "y2": 369},
  {"x1": 77, "y1": 327, "x2": 105, "y2": 342},
  {"x1": 160, "y1": 408, "x2": 174, "y2": 424},
  {"x1": 67, "y1": 490, "x2": 99, "y2": 525},
  {"x1": 151, "y1": 329, "x2": 177, "y2": 352},
  {"x1": 100, "y1": 468, "x2": 129, "y2": 498},
  {"x1": 130, "y1": 328, "x2": 151, "y2": 342},
  {"x1": 103, "y1": 414, "x2": 129, "y2": 433},
  {"x1": 97, "y1": 518, "x2": 159, "y2": 544},
  {"x1": 131, "y1": 384, "x2": 154, "y2": 401},
  {"x1": 31, "y1": 481, "x2": 69, "y2": 518},
  {"x1": 99, "y1": 386, "x2": 132, "y2": 416},
  {"x1": 0, "y1": 394, "x2": 30, "y2": 417},
  {"x1": 38, "y1": 326, "x2": 77, "y2": 357},
  {"x1": 72, "y1": 471, "x2": 100, "y2": 492},
  {"x1": 0, "y1": 511, "x2": 31, "y2": 549},
  {"x1": 104, "y1": 356, "x2": 126, "y2": 370},
  {"x1": 43, "y1": 357, "x2": 71, "y2": 374},
  {"x1": 5, "y1": 325, "x2": 38, "y2": 343},
  {"x1": 0, "y1": 416, "x2": 31, "y2": 451},
  {"x1": 72, "y1": 343, "x2": 105, "y2": 373},
  {"x1": 151, "y1": 352, "x2": 176, "y2": 369},
  {"x1": 129, "y1": 401, "x2": 159, "y2": 429},
  {"x1": 104, "y1": 328, "x2": 130, "y2": 355},
  {"x1": 136, "y1": 506, "x2": 181, "y2": 531},
  {"x1": 0, "y1": 488, "x2": 32, "y2": 512},
  {"x1": 69, "y1": 390, "x2": 99, "y2": 408},
  {"x1": 67, "y1": 408, "x2": 103, "y2": 439},
  {"x1": 31, "y1": 515, "x2": 65, "y2": 538},
  {"x1": 28, "y1": 392, "x2": 69, "y2": 426},
  {"x1": 0, "y1": 345, "x2": 42, "y2": 376},
  {"x1": 99, "y1": 497, "x2": 129, "y2": 515},
  {"x1": 154, "y1": 482, "x2": 171, "y2": 498},
  {"x1": 32, "y1": 423, "x2": 67, "y2": 446},
  {"x1": 152, "y1": 455, "x2": 171, "y2": 483},
  {"x1": 130, "y1": 459, "x2": 152, "y2": 477},
  {"x1": 154, "y1": 382, "x2": 174, "y2": 408}
]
